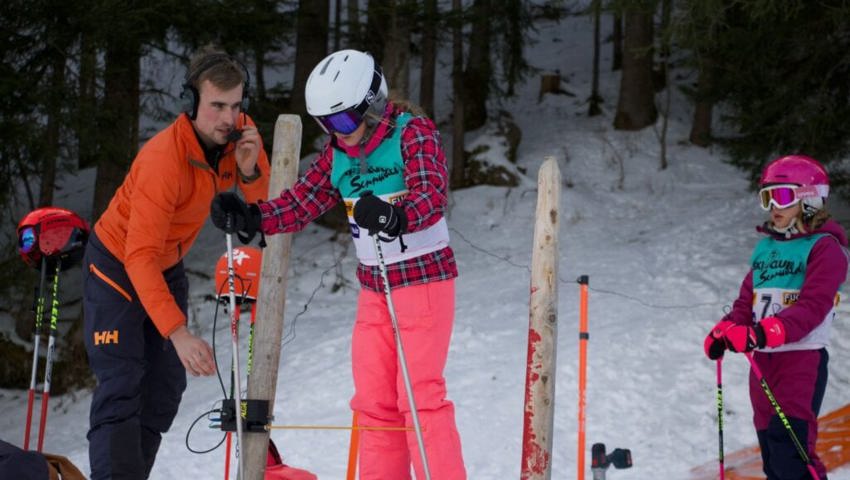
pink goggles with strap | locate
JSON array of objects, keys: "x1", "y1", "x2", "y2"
[{"x1": 758, "y1": 184, "x2": 828, "y2": 210}]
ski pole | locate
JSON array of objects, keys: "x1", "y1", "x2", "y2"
[
  {"x1": 24, "y1": 256, "x2": 48, "y2": 450},
  {"x1": 370, "y1": 234, "x2": 431, "y2": 480},
  {"x1": 247, "y1": 303, "x2": 256, "y2": 382},
  {"x1": 744, "y1": 352, "x2": 819, "y2": 480},
  {"x1": 716, "y1": 358, "x2": 724, "y2": 480},
  {"x1": 37, "y1": 260, "x2": 61, "y2": 452},
  {"x1": 224, "y1": 304, "x2": 239, "y2": 480},
  {"x1": 224, "y1": 217, "x2": 245, "y2": 480}
]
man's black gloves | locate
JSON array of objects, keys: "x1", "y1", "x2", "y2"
[
  {"x1": 353, "y1": 192, "x2": 407, "y2": 237},
  {"x1": 210, "y1": 192, "x2": 261, "y2": 243}
]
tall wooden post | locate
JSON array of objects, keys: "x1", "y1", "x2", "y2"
[
  {"x1": 521, "y1": 157, "x2": 561, "y2": 480},
  {"x1": 242, "y1": 114, "x2": 301, "y2": 480}
]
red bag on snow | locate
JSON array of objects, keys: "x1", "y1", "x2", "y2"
[{"x1": 266, "y1": 439, "x2": 318, "y2": 480}]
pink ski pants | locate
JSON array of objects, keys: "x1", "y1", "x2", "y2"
[{"x1": 350, "y1": 279, "x2": 466, "y2": 480}]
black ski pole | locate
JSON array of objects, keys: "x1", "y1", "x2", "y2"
[
  {"x1": 24, "y1": 256, "x2": 48, "y2": 450},
  {"x1": 744, "y1": 352, "x2": 819, "y2": 480},
  {"x1": 37, "y1": 260, "x2": 61, "y2": 452}
]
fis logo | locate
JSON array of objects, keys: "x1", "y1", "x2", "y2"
[
  {"x1": 94, "y1": 330, "x2": 119, "y2": 346},
  {"x1": 231, "y1": 248, "x2": 251, "y2": 266}
]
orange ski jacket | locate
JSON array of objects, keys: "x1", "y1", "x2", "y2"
[{"x1": 94, "y1": 113, "x2": 270, "y2": 337}]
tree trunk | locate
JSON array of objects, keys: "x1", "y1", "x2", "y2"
[
  {"x1": 366, "y1": 0, "x2": 392, "y2": 64},
  {"x1": 347, "y1": 0, "x2": 360, "y2": 48},
  {"x1": 419, "y1": 0, "x2": 437, "y2": 117},
  {"x1": 613, "y1": 8, "x2": 657, "y2": 131},
  {"x1": 254, "y1": 49, "x2": 267, "y2": 101},
  {"x1": 503, "y1": 0, "x2": 524, "y2": 96},
  {"x1": 77, "y1": 32, "x2": 98, "y2": 170},
  {"x1": 588, "y1": 0, "x2": 602, "y2": 116},
  {"x1": 450, "y1": 0, "x2": 466, "y2": 188},
  {"x1": 690, "y1": 60, "x2": 716, "y2": 147},
  {"x1": 655, "y1": 0, "x2": 672, "y2": 91},
  {"x1": 334, "y1": 0, "x2": 342, "y2": 51},
  {"x1": 463, "y1": 0, "x2": 491, "y2": 131},
  {"x1": 92, "y1": 39, "x2": 140, "y2": 222},
  {"x1": 292, "y1": 0, "x2": 330, "y2": 119},
  {"x1": 39, "y1": 48, "x2": 66, "y2": 207},
  {"x1": 612, "y1": 12, "x2": 623, "y2": 71},
  {"x1": 382, "y1": 0, "x2": 412, "y2": 99}
]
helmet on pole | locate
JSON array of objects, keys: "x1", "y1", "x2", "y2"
[
  {"x1": 215, "y1": 246, "x2": 262, "y2": 304},
  {"x1": 17, "y1": 207, "x2": 90, "y2": 270}
]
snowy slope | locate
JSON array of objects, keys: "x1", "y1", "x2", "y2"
[{"x1": 2, "y1": 9, "x2": 850, "y2": 480}]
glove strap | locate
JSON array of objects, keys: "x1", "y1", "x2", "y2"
[{"x1": 237, "y1": 229, "x2": 257, "y2": 245}]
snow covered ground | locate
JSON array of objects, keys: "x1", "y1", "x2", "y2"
[{"x1": 2, "y1": 8, "x2": 850, "y2": 480}]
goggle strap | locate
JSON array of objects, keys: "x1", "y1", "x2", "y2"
[{"x1": 351, "y1": 63, "x2": 383, "y2": 116}]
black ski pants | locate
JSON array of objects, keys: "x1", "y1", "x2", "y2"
[{"x1": 83, "y1": 233, "x2": 187, "y2": 480}]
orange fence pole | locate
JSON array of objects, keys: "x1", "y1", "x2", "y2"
[
  {"x1": 578, "y1": 275, "x2": 589, "y2": 480},
  {"x1": 346, "y1": 411, "x2": 361, "y2": 480}
]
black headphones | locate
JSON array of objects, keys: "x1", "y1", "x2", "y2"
[{"x1": 180, "y1": 53, "x2": 251, "y2": 120}]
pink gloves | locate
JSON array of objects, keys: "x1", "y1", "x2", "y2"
[
  {"x1": 704, "y1": 320, "x2": 734, "y2": 360},
  {"x1": 703, "y1": 317, "x2": 786, "y2": 359}
]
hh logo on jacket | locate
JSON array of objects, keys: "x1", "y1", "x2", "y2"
[{"x1": 93, "y1": 330, "x2": 119, "y2": 346}]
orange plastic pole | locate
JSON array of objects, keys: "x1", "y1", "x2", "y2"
[
  {"x1": 577, "y1": 275, "x2": 589, "y2": 480},
  {"x1": 346, "y1": 411, "x2": 361, "y2": 480}
]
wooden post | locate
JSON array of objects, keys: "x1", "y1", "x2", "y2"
[
  {"x1": 242, "y1": 114, "x2": 301, "y2": 480},
  {"x1": 521, "y1": 156, "x2": 561, "y2": 480}
]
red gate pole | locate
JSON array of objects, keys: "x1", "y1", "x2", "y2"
[{"x1": 577, "y1": 276, "x2": 589, "y2": 480}]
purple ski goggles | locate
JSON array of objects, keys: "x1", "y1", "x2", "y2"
[{"x1": 313, "y1": 108, "x2": 365, "y2": 135}]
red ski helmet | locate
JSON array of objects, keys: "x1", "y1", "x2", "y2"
[
  {"x1": 16, "y1": 207, "x2": 90, "y2": 270},
  {"x1": 215, "y1": 246, "x2": 262, "y2": 304}
]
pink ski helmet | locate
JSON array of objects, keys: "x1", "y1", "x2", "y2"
[{"x1": 759, "y1": 155, "x2": 829, "y2": 217}]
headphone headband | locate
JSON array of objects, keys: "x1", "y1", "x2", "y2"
[{"x1": 180, "y1": 52, "x2": 251, "y2": 120}]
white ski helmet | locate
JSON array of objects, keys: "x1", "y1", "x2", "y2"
[{"x1": 305, "y1": 49, "x2": 388, "y2": 134}]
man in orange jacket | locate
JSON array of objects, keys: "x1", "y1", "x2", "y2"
[{"x1": 82, "y1": 47, "x2": 270, "y2": 480}]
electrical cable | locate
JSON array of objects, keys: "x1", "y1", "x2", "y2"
[{"x1": 184, "y1": 276, "x2": 250, "y2": 455}]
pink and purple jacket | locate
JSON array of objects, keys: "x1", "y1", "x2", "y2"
[
  {"x1": 256, "y1": 103, "x2": 457, "y2": 292},
  {"x1": 724, "y1": 219, "x2": 848, "y2": 348}
]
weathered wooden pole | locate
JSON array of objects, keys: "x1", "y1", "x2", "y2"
[
  {"x1": 243, "y1": 114, "x2": 301, "y2": 480},
  {"x1": 520, "y1": 156, "x2": 561, "y2": 480}
]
